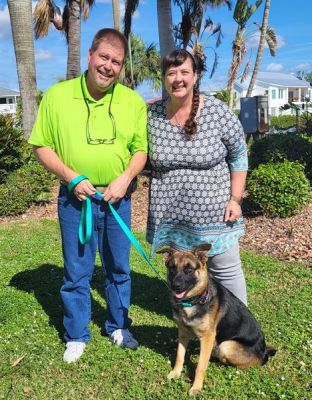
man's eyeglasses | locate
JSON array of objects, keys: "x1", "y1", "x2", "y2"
[{"x1": 81, "y1": 74, "x2": 116, "y2": 145}]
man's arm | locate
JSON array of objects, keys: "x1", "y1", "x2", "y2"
[
  {"x1": 33, "y1": 146, "x2": 96, "y2": 201},
  {"x1": 103, "y1": 151, "x2": 147, "y2": 203}
]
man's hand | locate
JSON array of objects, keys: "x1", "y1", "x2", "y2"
[
  {"x1": 224, "y1": 200, "x2": 242, "y2": 223},
  {"x1": 103, "y1": 174, "x2": 131, "y2": 203},
  {"x1": 73, "y1": 179, "x2": 96, "y2": 201}
]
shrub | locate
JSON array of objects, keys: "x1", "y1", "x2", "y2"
[
  {"x1": 248, "y1": 133, "x2": 312, "y2": 182},
  {"x1": 247, "y1": 161, "x2": 311, "y2": 218},
  {"x1": 0, "y1": 114, "x2": 30, "y2": 183},
  {"x1": 0, "y1": 162, "x2": 56, "y2": 216},
  {"x1": 270, "y1": 115, "x2": 297, "y2": 129}
]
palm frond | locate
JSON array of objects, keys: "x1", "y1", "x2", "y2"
[
  {"x1": 81, "y1": 0, "x2": 95, "y2": 21},
  {"x1": 201, "y1": 17, "x2": 213, "y2": 35},
  {"x1": 204, "y1": 0, "x2": 232, "y2": 10},
  {"x1": 240, "y1": 58, "x2": 251, "y2": 82},
  {"x1": 33, "y1": 0, "x2": 52, "y2": 39},
  {"x1": 265, "y1": 27, "x2": 277, "y2": 56},
  {"x1": 209, "y1": 51, "x2": 218, "y2": 78},
  {"x1": 215, "y1": 26, "x2": 223, "y2": 47},
  {"x1": 234, "y1": 0, "x2": 263, "y2": 27}
]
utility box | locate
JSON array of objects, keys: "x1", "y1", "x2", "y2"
[{"x1": 239, "y1": 96, "x2": 269, "y2": 135}]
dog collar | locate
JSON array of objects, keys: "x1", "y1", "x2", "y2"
[{"x1": 177, "y1": 289, "x2": 209, "y2": 308}]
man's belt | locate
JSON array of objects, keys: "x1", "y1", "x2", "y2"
[{"x1": 94, "y1": 186, "x2": 108, "y2": 193}]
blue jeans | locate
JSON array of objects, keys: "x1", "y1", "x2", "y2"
[{"x1": 58, "y1": 185, "x2": 132, "y2": 343}]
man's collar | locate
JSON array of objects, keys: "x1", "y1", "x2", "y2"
[{"x1": 73, "y1": 71, "x2": 121, "y2": 103}]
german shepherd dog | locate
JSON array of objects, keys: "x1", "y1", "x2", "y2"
[{"x1": 157, "y1": 244, "x2": 276, "y2": 396}]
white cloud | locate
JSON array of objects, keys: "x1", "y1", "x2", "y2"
[
  {"x1": 247, "y1": 33, "x2": 285, "y2": 51},
  {"x1": 266, "y1": 63, "x2": 284, "y2": 72},
  {"x1": 290, "y1": 63, "x2": 310, "y2": 72},
  {"x1": 0, "y1": 5, "x2": 11, "y2": 39},
  {"x1": 276, "y1": 35, "x2": 285, "y2": 49},
  {"x1": 36, "y1": 48, "x2": 53, "y2": 61}
]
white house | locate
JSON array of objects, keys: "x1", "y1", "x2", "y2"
[
  {"x1": 234, "y1": 72, "x2": 312, "y2": 116},
  {"x1": 0, "y1": 87, "x2": 20, "y2": 115}
]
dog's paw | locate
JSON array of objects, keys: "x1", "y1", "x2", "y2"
[
  {"x1": 188, "y1": 385, "x2": 202, "y2": 396},
  {"x1": 167, "y1": 369, "x2": 181, "y2": 380}
]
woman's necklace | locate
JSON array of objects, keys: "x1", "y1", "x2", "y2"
[
  {"x1": 167, "y1": 101, "x2": 189, "y2": 128},
  {"x1": 173, "y1": 113, "x2": 183, "y2": 127}
]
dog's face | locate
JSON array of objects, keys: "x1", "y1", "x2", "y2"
[{"x1": 157, "y1": 244, "x2": 211, "y2": 300}]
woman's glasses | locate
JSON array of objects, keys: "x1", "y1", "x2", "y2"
[{"x1": 81, "y1": 74, "x2": 116, "y2": 145}]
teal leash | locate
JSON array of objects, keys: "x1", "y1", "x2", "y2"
[{"x1": 78, "y1": 190, "x2": 169, "y2": 289}]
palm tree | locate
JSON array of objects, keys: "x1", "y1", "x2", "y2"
[
  {"x1": 157, "y1": 0, "x2": 175, "y2": 60},
  {"x1": 173, "y1": 1, "x2": 231, "y2": 78},
  {"x1": 8, "y1": 0, "x2": 38, "y2": 139},
  {"x1": 246, "y1": 0, "x2": 276, "y2": 97},
  {"x1": 227, "y1": 0, "x2": 265, "y2": 108},
  {"x1": 33, "y1": 0, "x2": 95, "y2": 79},
  {"x1": 123, "y1": 34, "x2": 161, "y2": 90},
  {"x1": 124, "y1": 0, "x2": 175, "y2": 96}
]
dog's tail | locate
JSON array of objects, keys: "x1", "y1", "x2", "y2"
[{"x1": 262, "y1": 344, "x2": 277, "y2": 365}]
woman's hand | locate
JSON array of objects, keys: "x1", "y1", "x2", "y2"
[{"x1": 224, "y1": 199, "x2": 242, "y2": 223}]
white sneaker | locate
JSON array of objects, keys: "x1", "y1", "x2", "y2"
[
  {"x1": 63, "y1": 341, "x2": 86, "y2": 363},
  {"x1": 110, "y1": 329, "x2": 138, "y2": 350}
]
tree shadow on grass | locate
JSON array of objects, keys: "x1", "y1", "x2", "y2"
[
  {"x1": 91, "y1": 266, "x2": 173, "y2": 320},
  {"x1": 9, "y1": 264, "x2": 172, "y2": 343},
  {"x1": 9, "y1": 264, "x2": 107, "y2": 340}
]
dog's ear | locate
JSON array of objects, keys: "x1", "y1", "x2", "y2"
[
  {"x1": 193, "y1": 244, "x2": 211, "y2": 264},
  {"x1": 156, "y1": 247, "x2": 174, "y2": 264}
]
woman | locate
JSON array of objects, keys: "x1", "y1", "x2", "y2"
[{"x1": 146, "y1": 49, "x2": 248, "y2": 305}]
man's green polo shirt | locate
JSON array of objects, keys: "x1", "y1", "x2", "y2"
[{"x1": 29, "y1": 74, "x2": 147, "y2": 185}]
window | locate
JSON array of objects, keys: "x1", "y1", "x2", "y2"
[
  {"x1": 8, "y1": 98, "x2": 13, "y2": 104},
  {"x1": 278, "y1": 89, "x2": 284, "y2": 99},
  {"x1": 271, "y1": 89, "x2": 276, "y2": 99},
  {"x1": 0, "y1": 98, "x2": 6, "y2": 104}
]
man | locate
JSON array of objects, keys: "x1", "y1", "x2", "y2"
[{"x1": 29, "y1": 28, "x2": 147, "y2": 363}]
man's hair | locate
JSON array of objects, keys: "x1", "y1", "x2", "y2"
[{"x1": 90, "y1": 28, "x2": 128, "y2": 58}]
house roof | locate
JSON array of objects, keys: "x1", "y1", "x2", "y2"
[
  {"x1": 235, "y1": 72, "x2": 310, "y2": 90},
  {"x1": 0, "y1": 87, "x2": 20, "y2": 97}
]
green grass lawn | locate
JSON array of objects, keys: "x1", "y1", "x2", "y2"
[{"x1": 0, "y1": 220, "x2": 311, "y2": 399}]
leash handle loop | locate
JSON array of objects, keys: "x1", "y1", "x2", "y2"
[
  {"x1": 79, "y1": 196, "x2": 93, "y2": 244},
  {"x1": 68, "y1": 175, "x2": 88, "y2": 192}
]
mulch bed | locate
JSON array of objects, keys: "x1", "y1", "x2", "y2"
[{"x1": 1, "y1": 176, "x2": 311, "y2": 266}]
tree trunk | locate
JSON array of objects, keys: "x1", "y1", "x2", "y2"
[
  {"x1": 157, "y1": 0, "x2": 175, "y2": 60},
  {"x1": 112, "y1": 0, "x2": 121, "y2": 31},
  {"x1": 246, "y1": 0, "x2": 271, "y2": 97},
  {"x1": 157, "y1": 0, "x2": 175, "y2": 98},
  {"x1": 8, "y1": 0, "x2": 38, "y2": 139},
  {"x1": 112, "y1": 0, "x2": 126, "y2": 83},
  {"x1": 66, "y1": 0, "x2": 81, "y2": 79}
]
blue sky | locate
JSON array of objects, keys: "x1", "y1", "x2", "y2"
[{"x1": 0, "y1": 0, "x2": 311, "y2": 100}]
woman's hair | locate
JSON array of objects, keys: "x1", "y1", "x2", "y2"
[{"x1": 161, "y1": 49, "x2": 202, "y2": 138}]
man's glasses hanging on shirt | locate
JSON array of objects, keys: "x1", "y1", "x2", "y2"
[{"x1": 80, "y1": 74, "x2": 116, "y2": 144}]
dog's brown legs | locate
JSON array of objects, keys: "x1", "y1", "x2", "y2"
[
  {"x1": 217, "y1": 340, "x2": 263, "y2": 368},
  {"x1": 167, "y1": 327, "x2": 190, "y2": 380},
  {"x1": 189, "y1": 332, "x2": 215, "y2": 396}
]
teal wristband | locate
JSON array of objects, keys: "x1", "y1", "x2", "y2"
[{"x1": 68, "y1": 175, "x2": 88, "y2": 192}]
